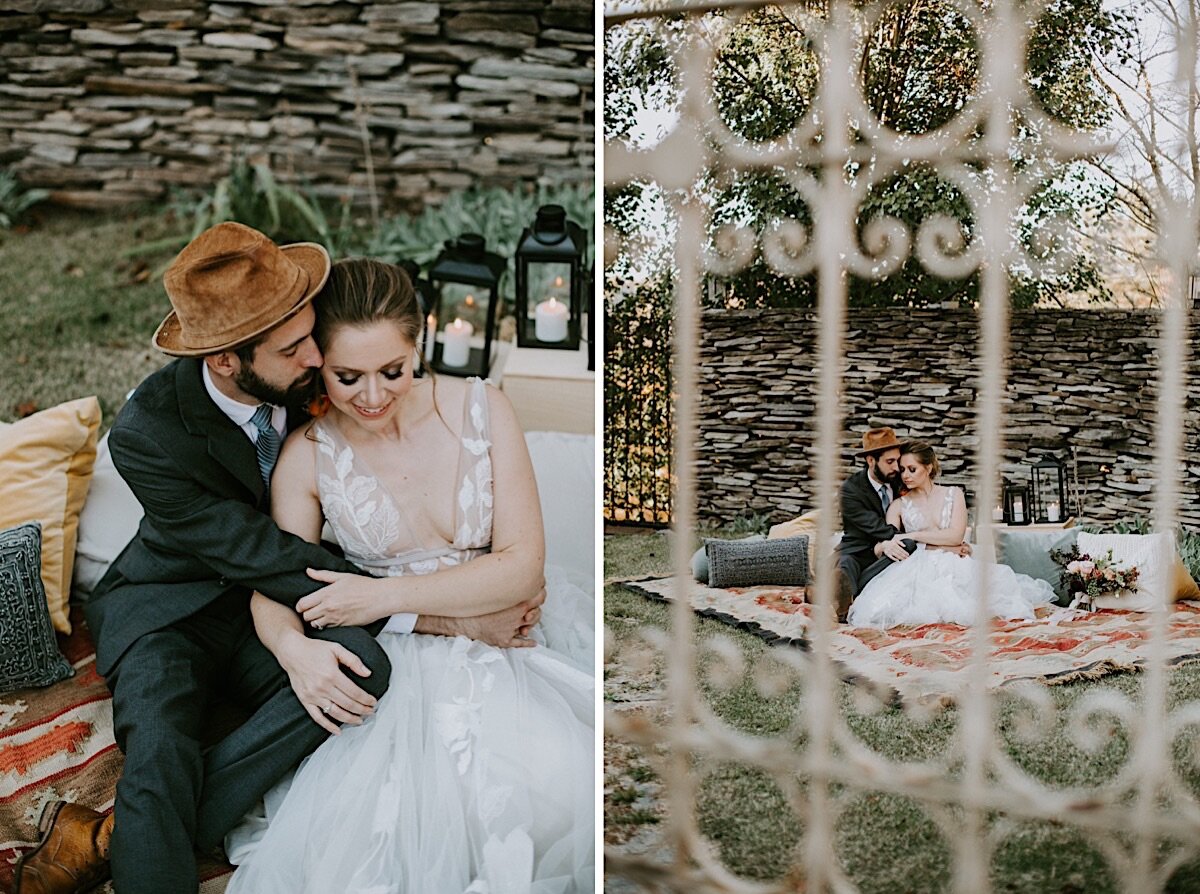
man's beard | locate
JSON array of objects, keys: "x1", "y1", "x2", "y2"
[{"x1": 235, "y1": 364, "x2": 317, "y2": 407}]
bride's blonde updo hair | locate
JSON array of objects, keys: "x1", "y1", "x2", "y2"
[
  {"x1": 902, "y1": 441, "x2": 940, "y2": 479},
  {"x1": 314, "y1": 258, "x2": 425, "y2": 359},
  {"x1": 306, "y1": 258, "x2": 442, "y2": 424}
]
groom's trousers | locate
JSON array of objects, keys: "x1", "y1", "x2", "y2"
[
  {"x1": 836, "y1": 538, "x2": 918, "y2": 608},
  {"x1": 102, "y1": 584, "x2": 391, "y2": 894}
]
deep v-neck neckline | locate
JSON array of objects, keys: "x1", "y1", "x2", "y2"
[
  {"x1": 902, "y1": 485, "x2": 952, "y2": 530},
  {"x1": 322, "y1": 408, "x2": 465, "y2": 553}
]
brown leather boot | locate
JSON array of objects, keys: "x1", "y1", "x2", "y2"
[
  {"x1": 13, "y1": 801, "x2": 113, "y2": 894},
  {"x1": 836, "y1": 570, "x2": 855, "y2": 623}
]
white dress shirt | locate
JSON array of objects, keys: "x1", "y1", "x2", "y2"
[
  {"x1": 202, "y1": 363, "x2": 286, "y2": 443},
  {"x1": 202, "y1": 364, "x2": 417, "y2": 635}
]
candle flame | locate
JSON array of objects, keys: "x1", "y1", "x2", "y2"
[
  {"x1": 554, "y1": 276, "x2": 564, "y2": 287},
  {"x1": 465, "y1": 294, "x2": 475, "y2": 306}
]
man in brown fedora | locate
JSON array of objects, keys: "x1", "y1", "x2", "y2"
[
  {"x1": 834, "y1": 427, "x2": 918, "y2": 621},
  {"x1": 15, "y1": 223, "x2": 542, "y2": 894}
]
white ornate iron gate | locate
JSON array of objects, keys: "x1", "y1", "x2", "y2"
[{"x1": 604, "y1": 1, "x2": 1200, "y2": 890}]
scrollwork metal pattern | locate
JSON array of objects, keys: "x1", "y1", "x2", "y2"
[{"x1": 605, "y1": 0, "x2": 1199, "y2": 890}]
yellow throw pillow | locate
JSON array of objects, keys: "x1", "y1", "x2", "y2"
[
  {"x1": 1173, "y1": 554, "x2": 1200, "y2": 602},
  {"x1": 769, "y1": 509, "x2": 821, "y2": 572},
  {"x1": 0, "y1": 397, "x2": 101, "y2": 634}
]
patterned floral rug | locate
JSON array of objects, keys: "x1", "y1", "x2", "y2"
[
  {"x1": 0, "y1": 607, "x2": 232, "y2": 893},
  {"x1": 622, "y1": 577, "x2": 1200, "y2": 703}
]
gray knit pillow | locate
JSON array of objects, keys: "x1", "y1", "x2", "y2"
[
  {"x1": 706, "y1": 536, "x2": 809, "y2": 588},
  {"x1": 0, "y1": 522, "x2": 73, "y2": 693}
]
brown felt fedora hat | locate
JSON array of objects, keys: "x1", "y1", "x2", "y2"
[
  {"x1": 154, "y1": 221, "x2": 330, "y2": 357},
  {"x1": 856, "y1": 426, "x2": 902, "y2": 457}
]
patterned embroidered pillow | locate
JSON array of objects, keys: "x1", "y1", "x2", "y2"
[
  {"x1": 706, "y1": 536, "x2": 809, "y2": 588},
  {"x1": 0, "y1": 522, "x2": 74, "y2": 693}
]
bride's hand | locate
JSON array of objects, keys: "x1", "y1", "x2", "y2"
[
  {"x1": 298, "y1": 569, "x2": 385, "y2": 628},
  {"x1": 276, "y1": 633, "x2": 377, "y2": 736}
]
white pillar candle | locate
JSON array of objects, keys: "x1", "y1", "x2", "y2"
[
  {"x1": 535, "y1": 296, "x2": 569, "y2": 342},
  {"x1": 1012, "y1": 496, "x2": 1024, "y2": 524},
  {"x1": 441, "y1": 318, "x2": 473, "y2": 368},
  {"x1": 992, "y1": 504, "x2": 1003, "y2": 522},
  {"x1": 1047, "y1": 501, "x2": 1060, "y2": 523},
  {"x1": 424, "y1": 314, "x2": 436, "y2": 363}
]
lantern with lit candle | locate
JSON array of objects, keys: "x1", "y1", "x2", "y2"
[
  {"x1": 1030, "y1": 454, "x2": 1067, "y2": 524},
  {"x1": 1003, "y1": 483, "x2": 1031, "y2": 526},
  {"x1": 514, "y1": 204, "x2": 586, "y2": 351},
  {"x1": 426, "y1": 234, "x2": 506, "y2": 378},
  {"x1": 397, "y1": 259, "x2": 437, "y2": 377}
]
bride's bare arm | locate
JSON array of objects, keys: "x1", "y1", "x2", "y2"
[
  {"x1": 297, "y1": 386, "x2": 545, "y2": 626},
  {"x1": 874, "y1": 499, "x2": 913, "y2": 560},
  {"x1": 250, "y1": 429, "x2": 378, "y2": 733}
]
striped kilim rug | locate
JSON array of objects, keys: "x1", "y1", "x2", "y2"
[
  {"x1": 1, "y1": 607, "x2": 233, "y2": 893},
  {"x1": 623, "y1": 577, "x2": 1200, "y2": 703}
]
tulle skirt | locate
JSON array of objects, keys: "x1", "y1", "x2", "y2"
[
  {"x1": 847, "y1": 547, "x2": 1055, "y2": 630},
  {"x1": 225, "y1": 568, "x2": 595, "y2": 894}
]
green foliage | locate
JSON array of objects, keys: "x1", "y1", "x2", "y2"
[
  {"x1": 153, "y1": 160, "x2": 356, "y2": 258},
  {"x1": 142, "y1": 162, "x2": 594, "y2": 299},
  {"x1": 0, "y1": 169, "x2": 48, "y2": 230},
  {"x1": 366, "y1": 183, "x2": 594, "y2": 302},
  {"x1": 722, "y1": 513, "x2": 772, "y2": 537},
  {"x1": 605, "y1": 0, "x2": 1133, "y2": 310},
  {"x1": 711, "y1": 8, "x2": 819, "y2": 142},
  {"x1": 604, "y1": 288, "x2": 674, "y2": 525},
  {"x1": 860, "y1": 0, "x2": 980, "y2": 135}
]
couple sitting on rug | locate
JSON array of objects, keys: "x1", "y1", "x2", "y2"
[
  {"x1": 835, "y1": 427, "x2": 1054, "y2": 628},
  {"x1": 16, "y1": 223, "x2": 593, "y2": 894}
]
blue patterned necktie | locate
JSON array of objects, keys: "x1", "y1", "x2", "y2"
[
  {"x1": 250, "y1": 403, "x2": 282, "y2": 488},
  {"x1": 878, "y1": 484, "x2": 891, "y2": 511}
]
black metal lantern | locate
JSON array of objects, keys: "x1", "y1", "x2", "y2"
[
  {"x1": 1003, "y1": 483, "x2": 1031, "y2": 526},
  {"x1": 426, "y1": 234, "x2": 506, "y2": 378},
  {"x1": 514, "y1": 204, "x2": 587, "y2": 351},
  {"x1": 1030, "y1": 454, "x2": 1067, "y2": 524},
  {"x1": 397, "y1": 259, "x2": 436, "y2": 378}
]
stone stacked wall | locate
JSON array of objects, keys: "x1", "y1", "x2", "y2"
[
  {"x1": 697, "y1": 308, "x2": 1200, "y2": 529},
  {"x1": 0, "y1": 0, "x2": 593, "y2": 209}
]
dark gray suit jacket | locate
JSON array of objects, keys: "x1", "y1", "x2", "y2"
[
  {"x1": 85, "y1": 358, "x2": 361, "y2": 676},
  {"x1": 836, "y1": 468, "x2": 900, "y2": 561}
]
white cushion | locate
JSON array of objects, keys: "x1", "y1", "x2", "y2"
[
  {"x1": 524, "y1": 431, "x2": 594, "y2": 582},
  {"x1": 72, "y1": 432, "x2": 144, "y2": 598},
  {"x1": 1076, "y1": 530, "x2": 1174, "y2": 611}
]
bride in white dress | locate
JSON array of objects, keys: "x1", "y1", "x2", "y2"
[
  {"x1": 224, "y1": 259, "x2": 594, "y2": 893},
  {"x1": 847, "y1": 441, "x2": 1054, "y2": 629}
]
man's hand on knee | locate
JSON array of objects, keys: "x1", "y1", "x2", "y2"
[{"x1": 415, "y1": 586, "x2": 545, "y2": 648}]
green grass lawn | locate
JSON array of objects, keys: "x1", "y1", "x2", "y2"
[
  {"x1": 604, "y1": 529, "x2": 1200, "y2": 893},
  {"x1": 0, "y1": 207, "x2": 181, "y2": 430}
]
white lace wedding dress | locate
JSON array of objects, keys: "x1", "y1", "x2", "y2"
[
  {"x1": 225, "y1": 379, "x2": 595, "y2": 893},
  {"x1": 847, "y1": 486, "x2": 1055, "y2": 629}
]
